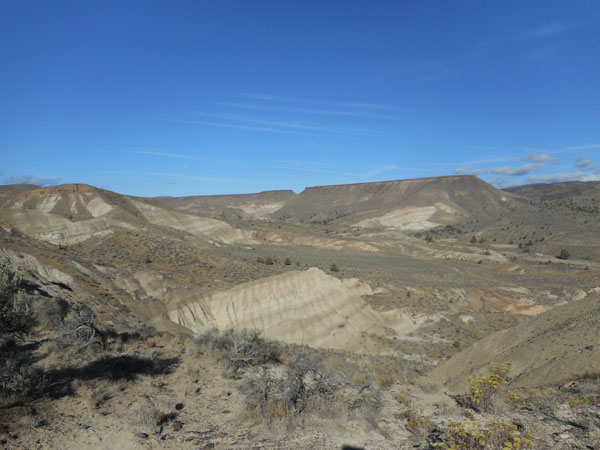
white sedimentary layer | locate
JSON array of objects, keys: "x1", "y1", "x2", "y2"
[
  {"x1": 132, "y1": 200, "x2": 250, "y2": 245},
  {"x1": 168, "y1": 268, "x2": 410, "y2": 351},
  {"x1": 237, "y1": 202, "x2": 286, "y2": 217},
  {"x1": 0, "y1": 208, "x2": 136, "y2": 245},
  {"x1": 353, "y1": 202, "x2": 455, "y2": 231}
]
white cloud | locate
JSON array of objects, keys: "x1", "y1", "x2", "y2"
[
  {"x1": 488, "y1": 175, "x2": 512, "y2": 188},
  {"x1": 492, "y1": 164, "x2": 541, "y2": 176},
  {"x1": 575, "y1": 155, "x2": 593, "y2": 169},
  {"x1": 454, "y1": 166, "x2": 489, "y2": 175},
  {"x1": 523, "y1": 153, "x2": 558, "y2": 163},
  {"x1": 525, "y1": 171, "x2": 600, "y2": 184},
  {"x1": 4, "y1": 175, "x2": 62, "y2": 186}
]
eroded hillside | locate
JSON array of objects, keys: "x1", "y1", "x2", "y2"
[{"x1": 1, "y1": 177, "x2": 599, "y2": 448}]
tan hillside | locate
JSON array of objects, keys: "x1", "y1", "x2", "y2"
[
  {"x1": 0, "y1": 184, "x2": 251, "y2": 246},
  {"x1": 0, "y1": 184, "x2": 40, "y2": 195},
  {"x1": 154, "y1": 189, "x2": 297, "y2": 218},
  {"x1": 275, "y1": 175, "x2": 516, "y2": 230},
  {"x1": 426, "y1": 293, "x2": 600, "y2": 392}
]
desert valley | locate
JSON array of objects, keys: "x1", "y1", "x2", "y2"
[{"x1": 1, "y1": 175, "x2": 599, "y2": 449}]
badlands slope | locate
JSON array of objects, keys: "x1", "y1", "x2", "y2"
[
  {"x1": 167, "y1": 267, "x2": 413, "y2": 352},
  {"x1": 0, "y1": 184, "x2": 251, "y2": 246}
]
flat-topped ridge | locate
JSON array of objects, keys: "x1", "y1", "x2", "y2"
[{"x1": 302, "y1": 175, "x2": 478, "y2": 191}]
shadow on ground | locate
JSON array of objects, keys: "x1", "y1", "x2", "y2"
[{"x1": 45, "y1": 354, "x2": 180, "y2": 398}]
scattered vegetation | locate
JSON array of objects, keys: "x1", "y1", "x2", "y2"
[
  {"x1": 437, "y1": 419, "x2": 534, "y2": 449},
  {"x1": 557, "y1": 248, "x2": 570, "y2": 260},
  {"x1": 467, "y1": 363, "x2": 511, "y2": 412},
  {"x1": 195, "y1": 328, "x2": 281, "y2": 377},
  {"x1": 0, "y1": 264, "x2": 45, "y2": 399},
  {"x1": 58, "y1": 304, "x2": 107, "y2": 350},
  {"x1": 329, "y1": 262, "x2": 339, "y2": 272},
  {"x1": 0, "y1": 264, "x2": 34, "y2": 339},
  {"x1": 241, "y1": 349, "x2": 339, "y2": 422}
]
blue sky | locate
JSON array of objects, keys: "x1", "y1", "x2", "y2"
[{"x1": 1, "y1": 1, "x2": 599, "y2": 196}]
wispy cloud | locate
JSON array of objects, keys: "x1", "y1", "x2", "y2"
[
  {"x1": 529, "y1": 22, "x2": 570, "y2": 38},
  {"x1": 561, "y1": 144, "x2": 600, "y2": 152},
  {"x1": 525, "y1": 171, "x2": 600, "y2": 184},
  {"x1": 103, "y1": 170, "x2": 237, "y2": 182},
  {"x1": 132, "y1": 150, "x2": 243, "y2": 164},
  {"x1": 4, "y1": 175, "x2": 62, "y2": 186},
  {"x1": 473, "y1": 21, "x2": 572, "y2": 59},
  {"x1": 432, "y1": 156, "x2": 517, "y2": 167},
  {"x1": 239, "y1": 93, "x2": 401, "y2": 111},
  {"x1": 174, "y1": 119, "x2": 297, "y2": 135},
  {"x1": 492, "y1": 164, "x2": 541, "y2": 176},
  {"x1": 365, "y1": 59, "x2": 455, "y2": 85},
  {"x1": 454, "y1": 166, "x2": 489, "y2": 175},
  {"x1": 470, "y1": 145, "x2": 496, "y2": 151},
  {"x1": 361, "y1": 164, "x2": 399, "y2": 178},
  {"x1": 224, "y1": 102, "x2": 403, "y2": 119},
  {"x1": 522, "y1": 152, "x2": 558, "y2": 163},
  {"x1": 488, "y1": 175, "x2": 512, "y2": 188},
  {"x1": 217, "y1": 102, "x2": 265, "y2": 110},
  {"x1": 527, "y1": 46, "x2": 555, "y2": 61},
  {"x1": 134, "y1": 151, "x2": 205, "y2": 160},
  {"x1": 179, "y1": 112, "x2": 375, "y2": 136},
  {"x1": 575, "y1": 155, "x2": 593, "y2": 168},
  {"x1": 195, "y1": 112, "x2": 341, "y2": 133},
  {"x1": 529, "y1": 143, "x2": 600, "y2": 154}
]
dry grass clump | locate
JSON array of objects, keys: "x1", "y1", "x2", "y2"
[
  {"x1": 195, "y1": 328, "x2": 281, "y2": 377},
  {"x1": 395, "y1": 408, "x2": 436, "y2": 439},
  {"x1": 137, "y1": 400, "x2": 178, "y2": 433},
  {"x1": 240, "y1": 349, "x2": 340, "y2": 423},
  {"x1": 394, "y1": 389, "x2": 412, "y2": 406},
  {"x1": 57, "y1": 304, "x2": 107, "y2": 350}
]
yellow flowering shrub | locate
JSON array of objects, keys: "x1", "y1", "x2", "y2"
[
  {"x1": 468, "y1": 363, "x2": 511, "y2": 411},
  {"x1": 431, "y1": 419, "x2": 534, "y2": 449}
]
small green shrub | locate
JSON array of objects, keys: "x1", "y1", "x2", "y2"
[
  {"x1": 284, "y1": 257, "x2": 291, "y2": 265},
  {"x1": 265, "y1": 257, "x2": 274, "y2": 265},
  {"x1": 329, "y1": 262, "x2": 339, "y2": 272}
]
